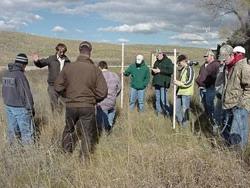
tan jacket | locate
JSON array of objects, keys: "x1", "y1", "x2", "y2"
[
  {"x1": 54, "y1": 54, "x2": 108, "y2": 108},
  {"x1": 223, "y1": 58, "x2": 250, "y2": 111}
]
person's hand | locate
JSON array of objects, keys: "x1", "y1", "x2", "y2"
[
  {"x1": 152, "y1": 68, "x2": 160, "y2": 74},
  {"x1": 174, "y1": 80, "x2": 182, "y2": 86},
  {"x1": 31, "y1": 53, "x2": 39, "y2": 62}
]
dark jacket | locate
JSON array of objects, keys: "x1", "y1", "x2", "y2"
[
  {"x1": 34, "y1": 54, "x2": 70, "y2": 86},
  {"x1": 124, "y1": 61, "x2": 150, "y2": 90},
  {"x1": 54, "y1": 54, "x2": 108, "y2": 108},
  {"x1": 196, "y1": 60, "x2": 220, "y2": 88},
  {"x1": 215, "y1": 63, "x2": 226, "y2": 99},
  {"x1": 152, "y1": 56, "x2": 174, "y2": 88},
  {"x1": 2, "y1": 63, "x2": 34, "y2": 110}
]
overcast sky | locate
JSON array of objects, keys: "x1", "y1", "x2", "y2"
[{"x1": 0, "y1": 0, "x2": 237, "y2": 47}]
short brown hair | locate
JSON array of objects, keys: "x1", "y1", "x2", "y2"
[
  {"x1": 55, "y1": 43, "x2": 67, "y2": 52},
  {"x1": 98, "y1": 61, "x2": 108, "y2": 69},
  {"x1": 79, "y1": 41, "x2": 92, "y2": 53},
  {"x1": 177, "y1": 54, "x2": 188, "y2": 63}
]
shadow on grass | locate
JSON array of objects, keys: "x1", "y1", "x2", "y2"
[
  {"x1": 190, "y1": 98, "x2": 215, "y2": 138},
  {"x1": 33, "y1": 115, "x2": 48, "y2": 142}
]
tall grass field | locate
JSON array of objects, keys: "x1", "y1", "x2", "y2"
[{"x1": 0, "y1": 31, "x2": 250, "y2": 187}]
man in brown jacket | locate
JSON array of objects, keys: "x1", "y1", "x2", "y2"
[
  {"x1": 54, "y1": 41, "x2": 108, "y2": 159},
  {"x1": 32, "y1": 43, "x2": 71, "y2": 113},
  {"x1": 222, "y1": 46, "x2": 250, "y2": 150}
]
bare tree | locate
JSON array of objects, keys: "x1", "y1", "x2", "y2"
[
  {"x1": 199, "y1": 0, "x2": 250, "y2": 31},
  {"x1": 199, "y1": 0, "x2": 250, "y2": 59}
]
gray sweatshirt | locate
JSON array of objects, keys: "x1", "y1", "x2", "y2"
[{"x1": 2, "y1": 63, "x2": 34, "y2": 110}]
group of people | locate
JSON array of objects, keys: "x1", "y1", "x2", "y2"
[
  {"x1": 122, "y1": 44, "x2": 250, "y2": 150},
  {"x1": 1, "y1": 41, "x2": 249, "y2": 160},
  {"x1": 196, "y1": 45, "x2": 250, "y2": 150},
  {"x1": 2, "y1": 41, "x2": 110, "y2": 159},
  {"x1": 124, "y1": 50, "x2": 194, "y2": 128},
  {"x1": 124, "y1": 50, "x2": 174, "y2": 116}
]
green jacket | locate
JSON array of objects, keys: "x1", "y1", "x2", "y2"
[
  {"x1": 124, "y1": 61, "x2": 150, "y2": 90},
  {"x1": 177, "y1": 65, "x2": 195, "y2": 96},
  {"x1": 152, "y1": 56, "x2": 174, "y2": 88}
]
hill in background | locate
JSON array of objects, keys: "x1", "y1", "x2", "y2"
[{"x1": 0, "y1": 31, "x2": 206, "y2": 66}]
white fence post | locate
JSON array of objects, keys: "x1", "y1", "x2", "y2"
[
  {"x1": 121, "y1": 42, "x2": 125, "y2": 109},
  {"x1": 173, "y1": 49, "x2": 177, "y2": 129}
]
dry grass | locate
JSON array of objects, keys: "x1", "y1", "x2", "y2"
[
  {"x1": 0, "y1": 69, "x2": 250, "y2": 188},
  {"x1": 0, "y1": 32, "x2": 249, "y2": 187}
]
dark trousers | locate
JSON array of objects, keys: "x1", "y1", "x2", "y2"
[
  {"x1": 48, "y1": 85, "x2": 63, "y2": 113},
  {"x1": 62, "y1": 107, "x2": 100, "y2": 159}
]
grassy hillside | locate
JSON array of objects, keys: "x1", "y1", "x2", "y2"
[
  {"x1": 0, "y1": 32, "x2": 250, "y2": 187},
  {"x1": 0, "y1": 31, "x2": 206, "y2": 66}
]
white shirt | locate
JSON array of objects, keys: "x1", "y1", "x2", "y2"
[{"x1": 57, "y1": 55, "x2": 65, "y2": 71}]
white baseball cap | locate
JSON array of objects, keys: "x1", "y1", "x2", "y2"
[
  {"x1": 233, "y1": 46, "x2": 245, "y2": 54},
  {"x1": 136, "y1": 54, "x2": 144, "y2": 64}
]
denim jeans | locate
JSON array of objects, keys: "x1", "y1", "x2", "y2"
[
  {"x1": 129, "y1": 88, "x2": 145, "y2": 112},
  {"x1": 200, "y1": 87, "x2": 215, "y2": 120},
  {"x1": 96, "y1": 106, "x2": 116, "y2": 130},
  {"x1": 5, "y1": 105, "x2": 34, "y2": 145},
  {"x1": 155, "y1": 86, "x2": 170, "y2": 115},
  {"x1": 222, "y1": 107, "x2": 249, "y2": 149},
  {"x1": 214, "y1": 97, "x2": 225, "y2": 126},
  {"x1": 176, "y1": 95, "x2": 191, "y2": 127}
]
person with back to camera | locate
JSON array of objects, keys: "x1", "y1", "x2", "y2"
[
  {"x1": 97, "y1": 61, "x2": 121, "y2": 133},
  {"x1": 2, "y1": 53, "x2": 35, "y2": 145},
  {"x1": 54, "y1": 41, "x2": 108, "y2": 160}
]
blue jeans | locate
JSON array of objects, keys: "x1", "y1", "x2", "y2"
[
  {"x1": 222, "y1": 107, "x2": 249, "y2": 149},
  {"x1": 96, "y1": 106, "x2": 116, "y2": 131},
  {"x1": 155, "y1": 86, "x2": 170, "y2": 115},
  {"x1": 200, "y1": 87, "x2": 215, "y2": 120},
  {"x1": 214, "y1": 97, "x2": 225, "y2": 126},
  {"x1": 129, "y1": 88, "x2": 145, "y2": 112},
  {"x1": 5, "y1": 106, "x2": 34, "y2": 145},
  {"x1": 176, "y1": 95, "x2": 191, "y2": 127}
]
